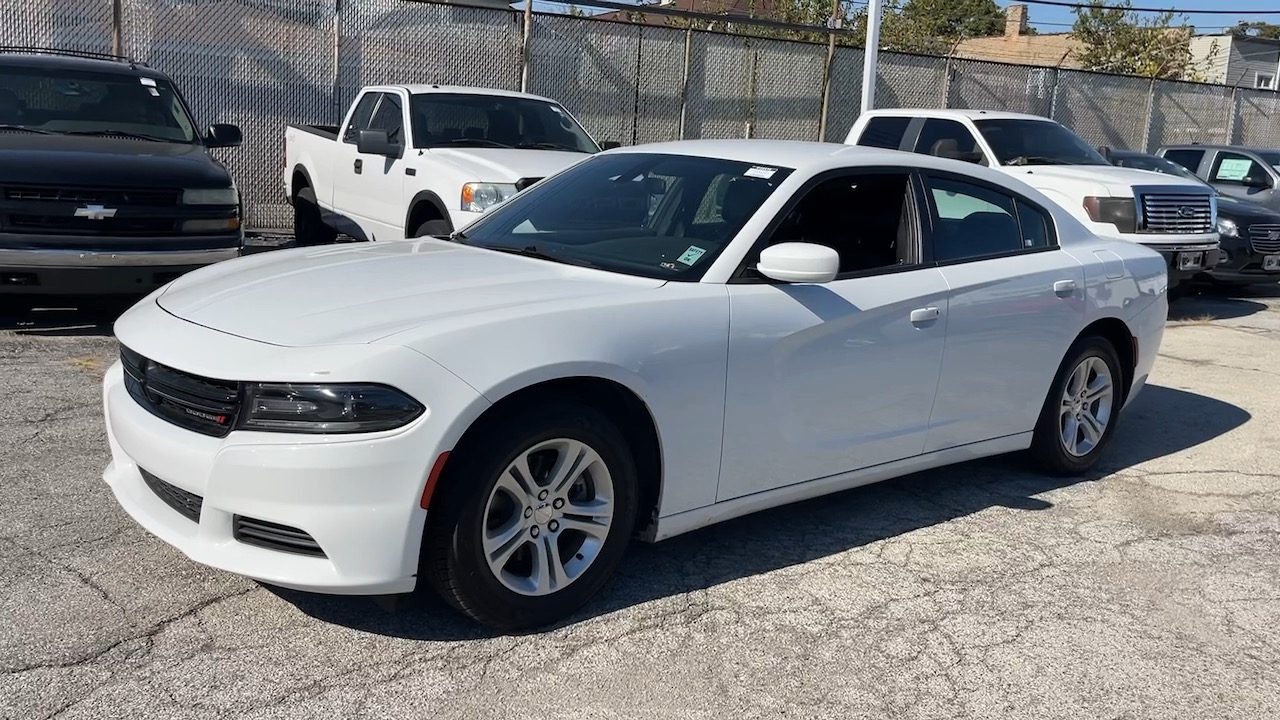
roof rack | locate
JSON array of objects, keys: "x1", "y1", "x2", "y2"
[{"x1": 0, "y1": 46, "x2": 146, "y2": 68}]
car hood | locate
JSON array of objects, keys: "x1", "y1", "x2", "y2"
[
  {"x1": 1000, "y1": 164, "x2": 1210, "y2": 197},
  {"x1": 427, "y1": 148, "x2": 591, "y2": 183},
  {"x1": 0, "y1": 133, "x2": 230, "y2": 187},
  {"x1": 156, "y1": 239, "x2": 666, "y2": 347},
  {"x1": 1218, "y1": 194, "x2": 1280, "y2": 222}
]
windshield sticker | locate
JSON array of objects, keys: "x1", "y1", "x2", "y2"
[
  {"x1": 676, "y1": 245, "x2": 707, "y2": 266},
  {"x1": 1216, "y1": 158, "x2": 1253, "y2": 181},
  {"x1": 660, "y1": 261, "x2": 678, "y2": 271},
  {"x1": 146, "y1": 87, "x2": 160, "y2": 97},
  {"x1": 139, "y1": 77, "x2": 157, "y2": 87},
  {"x1": 744, "y1": 166, "x2": 777, "y2": 179}
]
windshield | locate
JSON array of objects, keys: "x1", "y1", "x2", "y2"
[
  {"x1": 1113, "y1": 152, "x2": 1213, "y2": 186},
  {"x1": 974, "y1": 119, "x2": 1111, "y2": 166},
  {"x1": 0, "y1": 65, "x2": 199, "y2": 143},
  {"x1": 410, "y1": 93, "x2": 600, "y2": 153},
  {"x1": 454, "y1": 152, "x2": 793, "y2": 281},
  {"x1": 1258, "y1": 150, "x2": 1280, "y2": 172}
]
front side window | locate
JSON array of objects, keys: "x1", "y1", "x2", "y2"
[
  {"x1": 410, "y1": 93, "x2": 599, "y2": 154},
  {"x1": 455, "y1": 152, "x2": 793, "y2": 281},
  {"x1": 0, "y1": 65, "x2": 199, "y2": 143},
  {"x1": 342, "y1": 92, "x2": 380, "y2": 143},
  {"x1": 914, "y1": 118, "x2": 986, "y2": 165},
  {"x1": 1211, "y1": 151, "x2": 1268, "y2": 185},
  {"x1": 927, "y1": 176, "x2": 1052, "y2": 262},
  {"x1": 974, "y1": 119, "x2": 1110, "y2": 167},
  {"x1": 368, "y1": 93, "x2": 403, "y2": 144}
]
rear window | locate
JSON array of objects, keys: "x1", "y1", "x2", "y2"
[
  {"x1": 858, "y1": 116, "x2": 910, "y2": 150},
  {"x1": 1162, "y1": 149, "x2": 1205, "y2": 173}
]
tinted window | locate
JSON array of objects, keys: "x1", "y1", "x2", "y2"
[
  {"x1": 858, "y1": 116, "x2": 911, "y2": 150},
  {"x1": 914, "y1": 118, "x2": 985, "y2": 165},
  {"x1": 759, "y1": 173, "x2": 914, "y2": 276},
  {"x1": 974, "y1": 119, "x2": 1110, "y2": 166},
  {"x1": 343, "y1": 92, "x2": 380, "y2": 143},
  {"x1": 1015, "y1": 200, "x2": 1052, "y2": 250},
  {"x1": 410, "y1": 93, "x2": 598, "y2": 154},
  {"x1": 928, "y1": 177, "x2": 1023, "y2": 262},
  {"x1": 456, "y1": 153, "x2": 793, "y2": 281},
  {"x1": 1211, "y1": 151, "x2": 1266, "y2": 184},
  {"x1": 1162, "y1": 149, "x2": 1205, "y2": 173},
  {"x1": 368, "y1": 93, "x2": 404, "y2": 143}
]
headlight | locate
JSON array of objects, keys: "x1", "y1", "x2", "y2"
[
  {"x1": 1083, "y1": 196, "x2": 1137, "y2": 233},
  {"x1": 239, "y1": 383, "x2": 424, "y2": 434},
  {"x1": 1216, "y1": 217, "x2": 1239, "y2": 237},
  {"x1": 182, "y1": 187, "x2": 239, "y2": 205},
  {"x1": 461, "y1": 183, "x2": 518, "y2": 213}
]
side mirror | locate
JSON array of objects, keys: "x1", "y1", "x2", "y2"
[
  {"x1": 600, "y1": 141, "x2": 622, "y2": 150},
  {"x1": 757, "y1": 242, "x2": 840, "y2": 284},
  {"x1": 204, "y1": 123, "x2": 242, "y2": 149},
  {"x1": 357, "y1": 129, "x2": 402, "y2": 158},
  {"x1": 1243, "y1": 172, "x2": 1272, "y2": 189}
]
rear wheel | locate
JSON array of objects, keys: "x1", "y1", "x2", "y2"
[
  {"x1": 292, "y1": 187, "x2": 337, "y2": 247},
  {"x1": 421, "y1": 402, "x2": 638, "y2": 631},
  {"x1": 1029, "y1": 335, "x2": 1124, "y2": 476}
]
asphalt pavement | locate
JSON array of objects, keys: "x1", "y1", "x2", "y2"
[{"x1": 2, "y1": 284, "x2": 1278, "y2": 720}]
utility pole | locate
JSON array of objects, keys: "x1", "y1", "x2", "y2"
[{"x1": 860, "y1": 0, "x2": 882, "y2": 114}]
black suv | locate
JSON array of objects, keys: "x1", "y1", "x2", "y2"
[
  {"x1": 0, "y1": 48, "x2": 244, "y2": 296},
  {"x1": 1105, "y1": 148, "x2": 1280, "y2": 288}
]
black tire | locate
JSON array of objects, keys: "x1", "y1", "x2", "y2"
[
  {"x1": 421, "y1": 401, "x2": 638, "y2": 631},
  {"x1": 411, "y1": 219, "x2": 452, "y2": 239},
  {"x1": 1029, "y1": 335, "x2": 1125, "y2": 476},
  {"x1": 292, "y1": 187, "x2": 337, "y2": 247}
]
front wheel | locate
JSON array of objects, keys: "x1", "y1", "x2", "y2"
[
  {"x1": 1029, "y1": 335, "x2": 1124, "y2": 476},
  {"x1": 292, "y1": 187, "x2": 337, "y2": 247},
  {"x1": 421, "y1": 402, "x2": 638, "y2": 631}
]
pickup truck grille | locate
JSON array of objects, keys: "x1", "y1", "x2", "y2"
[
  {"x1": 5, "y1": 186, "x2": 180, "y2": 205},
  {"x1": 121, "y1": 345, "x2": 242, "y2": 438},
  {"x1": 1248, "y1": 224, "x2": 1280, "y2": 254},
  {"x1": 9, "y1": 215, "x2": 178, "y2": 235},
  {"x1": 0, "y1": 184, "x2": 229, "y2": 238},
  {"x1": 1138, "y1": 193, "x2": 1214, "y2": 235}
]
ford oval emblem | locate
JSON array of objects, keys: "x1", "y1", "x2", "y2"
[{"x1": 1176, "y1": 206, "x2": 1196, "y2": 218}]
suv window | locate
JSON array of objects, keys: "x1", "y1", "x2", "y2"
[
  {"x1": 858, "y1": 116, "x2": 911, "y2": 150},
  {"x1": 343, "y1": 92, "x2": 380, "y2": 143},
  {"x1": 927, "y1": 176, "x2": 1051, "y2": 262},
  {"x1": 1211, "y1": 151, "x2": 1267, "y2": 185},
  {"x1": 368, "y1": 94, "x2": 404, "y2": 144},
  {"x1": 761, "y1": 172, "x2": 915, "y2": 276},
  {"x1": 1162, "y1": 149, "x2": 1205, "y2": 173},
  {"x1": 914, "y1": 118, "x2": 985, "y2": 165}
]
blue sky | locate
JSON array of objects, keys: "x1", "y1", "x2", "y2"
[{"x1": 995, "y1": 0, "x2": 1280, "y2": 34}]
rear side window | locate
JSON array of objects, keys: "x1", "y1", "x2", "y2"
[
  {"x1": 1015, "y1": 200, "x2": 1051, "y2": 249},
  {"x1": 1163, "y1": 149, "x2": 1205, "y2": 173},
  {"x1": 927, "y1": 176, "x2": 1052, "y2": 262},
  {"x1": 914, "y1": 118, "x2": 985, "y2": 165},
  {"x1": 858, "y1": 116, "x2": 910, "y2": 150}
]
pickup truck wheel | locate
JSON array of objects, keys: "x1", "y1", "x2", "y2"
[
  {"x1": 421, "y1": 402, "x2": 638, "y2": 631},
  {"x1": 413, "y1": 219, "x2": 452, "y2": 238},
  {"x1": 293, "y1": 188, "x2": 337, "y2": 247}
]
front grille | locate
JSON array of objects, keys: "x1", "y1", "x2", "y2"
[
  {"x1": 140, "y1": 468, "x2": 203, "y2": 522},
  {"x1": 1248, "y1": 224, "x2": 1280, "y2": 254},
  {"x1": 120, "y1": 345, "x2": 242, "y2": 437},
  {"x1": 233, "y1": 516, "x2": 326, "y2": 557},
  {"x1": 5, "y1": 186, "x2": 180, "y2": 205},
  {"x1": 9, "y1": 214, "x2": 179, "y2": 236},
  {"x1": 1139, "y1": 193, "x2": 1214, "y2": 234}
]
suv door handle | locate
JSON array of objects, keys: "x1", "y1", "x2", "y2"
[
  {"x1": 1053, "y1": 279, "x2": 1076, "y2": 296},
  {"x1": 910, "y1": 307, "x2": 940, "y2": 324},
  {"x1": 353, "y1": 158, "x2": 363, "y2": 174}
]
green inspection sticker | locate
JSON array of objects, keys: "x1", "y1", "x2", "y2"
[{"x1": 676, "y1": 245, "x2": 707, "y2": 266}]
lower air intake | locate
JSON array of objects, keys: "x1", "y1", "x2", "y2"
[{"x1": 232, "y1": 516, "x2": 326, "y2": 557}]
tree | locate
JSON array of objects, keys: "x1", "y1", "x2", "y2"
[
  {"x1": 1071, "y1": 0, "x2": 1195, "y2": 79},
  {"x1": 852, "y1": 0, "x2": 1005, "y2": 54},
  {"x1": 1229, "y1": 20, "x2": 1280, "y2": 39}
]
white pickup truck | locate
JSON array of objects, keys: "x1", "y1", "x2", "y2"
[
  {"x1": 846, "y1": 109, "x2": 1221, "y2": 290},
  {"x1": 284, "y1": 85, "x2": 615, "y2": 245}
]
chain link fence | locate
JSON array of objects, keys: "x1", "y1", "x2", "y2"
[{"x1": 4, "y1": 0, "x2": 1278, "y2": 228}]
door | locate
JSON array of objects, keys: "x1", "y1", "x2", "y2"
[
  {"x1": 919, "y1": 172, "x2": 1087, "y2": 453},
  {"x1": 331, "y1": 91, "x2": 380, "y2": 225},
  {"x1": 1207, "y1": 150, "x2": 1280, "y2": 210},
  {"x1": 333, "y1": 91, "x2": 410, "y2": 241},
  {"x1": 717, "y1": 170, "x2": 950, "y2": 502}
]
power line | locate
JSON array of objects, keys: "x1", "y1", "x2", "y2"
[{"x1": 1017, "y1": 0, "x2": 1280, "y2": 15}]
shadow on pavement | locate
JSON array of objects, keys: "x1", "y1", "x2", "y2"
[
  {"x1": 275, "y1": 384, "x2": 1250, "y2": 641},
  {"x1": 0, "y1": 297, "x2": 138, "y2": 337},
  {"x1": 1169, "y1": 282, "x2": 1279, "y2": 321}
]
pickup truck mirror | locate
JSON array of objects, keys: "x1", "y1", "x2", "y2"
[
  {"x1": 600, "y1": 141, "x2": 622, "y2": 150},
  {"x1": 1243, "y1": 172, "x2": 1273, "y2": 189},
  {"x1": 356, "y1": 129, "x2": 403, "y2": 158},
  {"x1": 204, "y1": 124, "x2": 242, "y2": 149}
]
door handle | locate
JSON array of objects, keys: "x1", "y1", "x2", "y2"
[
  {"x1": 353, "y1": 158, "x2": 363, "y2": 174},
  {"x1": 1053, "y1": 279, "x2": 1077, "y2": 296},
  {"x1": 910, "y1": 307, "x2": 940, "y2": 324}
]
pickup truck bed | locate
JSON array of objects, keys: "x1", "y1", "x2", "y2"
[{"x1": 290, "y1": 124, "x2": 340, "y2": 141}]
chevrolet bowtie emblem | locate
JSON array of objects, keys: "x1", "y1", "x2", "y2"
[{"x1": 74, "y1": 204, "x2": 117, "y2": 220}]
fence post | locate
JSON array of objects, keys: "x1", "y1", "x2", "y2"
[
  {"x1": 520, "y1": 0, "x2": 534, "y2": 93},
  {"x1": 1140, "y1": 77, "x2": 1155, "y2": 151},
  {"x1": 678, "y1": 26, "x2": 692, "y2": 140},
  {"x1": 331, "y1": 0, "x2": 343, "y2": 119},
  {"x1": 1225, "y1": 86, "x2": 1240, "y2": 144},
  {"x1": 940, "y1": 54, "x2": 954, "y2": 108},
  {"x1": 111, "y1": 0, "x2": 122, "y2": 55},
  {"x1": 818, "y1": 33, "x2": 836, "y2": 140},
  {"x1": 1049, "y1": 67, "x2": 1061, "y2": 121}
]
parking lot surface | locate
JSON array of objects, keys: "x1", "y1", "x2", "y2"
[{"x1": 2, "y1": 287, "x2": 1279, "y2": 720}]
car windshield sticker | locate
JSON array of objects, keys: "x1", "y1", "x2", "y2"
[
  {"x1": 146, "y1": 87, "x2": 160, "y2": 96},
  {"x1": 139, "y1": 77, "x2": 157, "y2": 87},
  {"x1": 676, "y1": 245, "x2": 707, "y2": 266},
  {"x1": 1216, "y1": 158, "x2": 1253, "y2": 181},
  {"x1": 744, "y1": 166, "x2": 777, "y2": 179}
]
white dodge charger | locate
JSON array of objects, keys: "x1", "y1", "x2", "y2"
[{"x1": 102, "y1": 139, "x2": 1168, "y2": 630}]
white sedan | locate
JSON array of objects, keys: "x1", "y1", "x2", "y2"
[{"x1": 102, "y1": 139, "x2": 1168, "y2": 630}]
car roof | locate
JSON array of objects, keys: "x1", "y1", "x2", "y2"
[
  {"x1": 860, "y1": 108, "x2": 1055, "y2": 123},
  {"x1": 0, "y1": 51, "x2": 169, "y2": 81},
  {"x1": 372, "y1": 84, "x2": 560, "y2": 104}
]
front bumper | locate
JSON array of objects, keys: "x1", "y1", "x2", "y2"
[
  {"x1": 1132, "y1": 241, "x2": 1222, "y2": 288},
  {"x1": 101, "y1": 302, "x2": 489, "y2": 594},
  {"x1": 1202, "y1": 238, "x2": 1280, "y2": 285},
  {"x1": 0, "y1": 243, "x2": 241, "y2": 294}
]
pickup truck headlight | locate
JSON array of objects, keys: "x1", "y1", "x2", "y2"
[
  {"x1": 1216, "y1": 217, "x2": 1239, "y2": 238},
  {"x1": 461, "y1": 183, "x2": 518, "y2": 213},
  {"x1": 182, "y1": 187, "x2": 239, "y2": 205},
  {"x1": 239, "y1": 382, "x2": 424, "y2": 434},
  {"x1": 1083, "y1": 196, "x2": 1137, "y2": 234}
]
